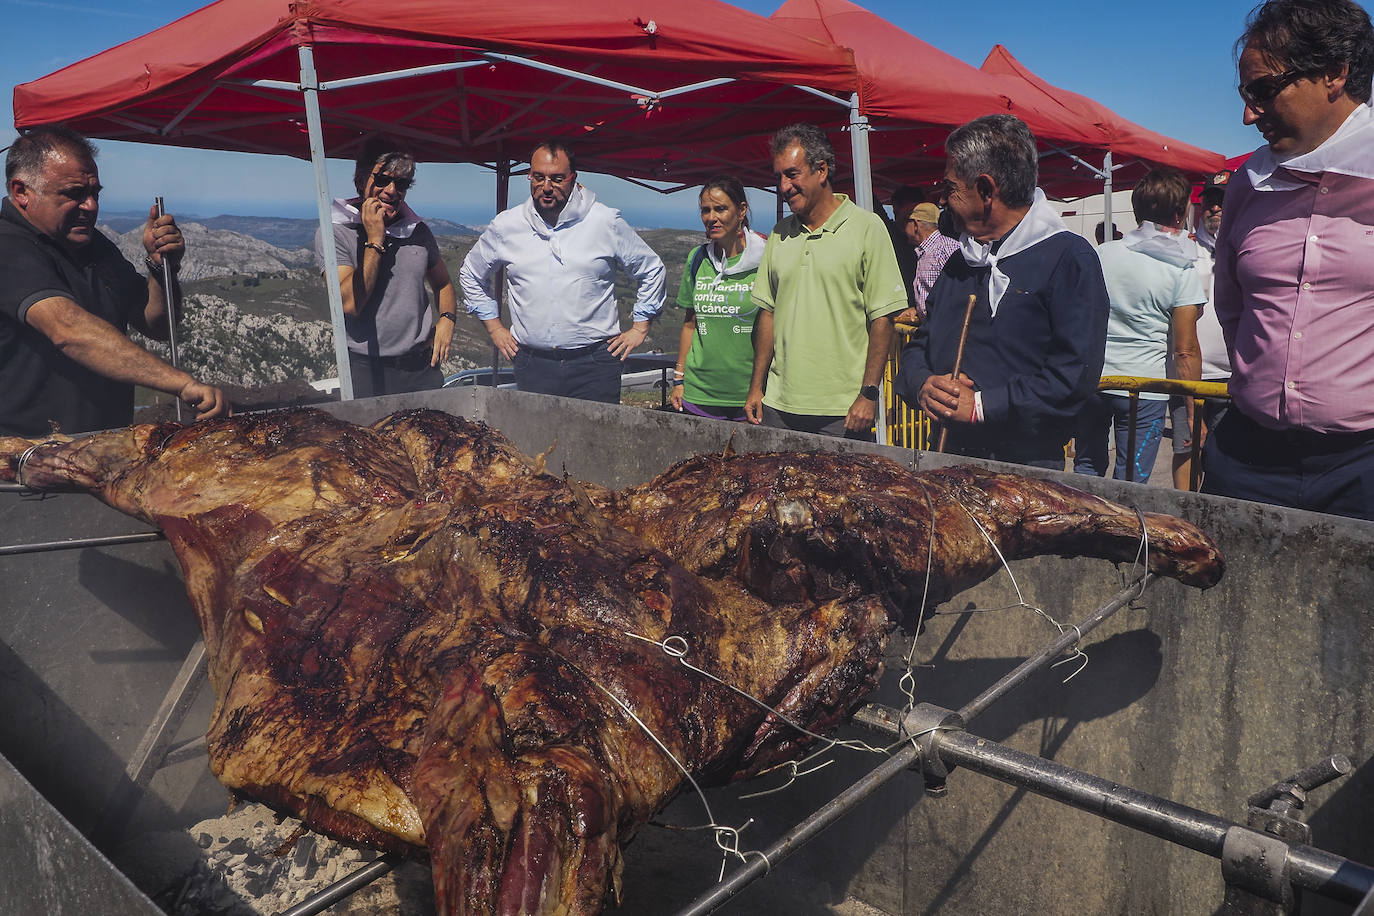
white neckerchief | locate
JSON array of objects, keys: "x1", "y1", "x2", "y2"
[
  {"x1": 704, "y1": 229, "x2": 767, "y2": 288},
  {"x1": 1125, "y1": 221, "x2": 1198, "y2": 268},
  {"x1": 521, "y1": 184, "x2": 595, "y2": 262},
  {"x1": 330, "y1": 197, "x2": 423, "y2": 239},
  {"x1": 1246, "y1": 103, "x2": 1374, "y2": 191},
  {"x1": 958, "y1": 188, "x2": 1069, "y2": 317}
]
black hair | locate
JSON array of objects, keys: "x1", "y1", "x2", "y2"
[
  {"x1": 1237, "y1": 0, "x2": 1374, "y2": 104},
  {"x1": 531, "y1": 139, "x2": 578, "y2": 175},
  {"x1": 352, "y1": 136, "x2": 415, "y2": 195},
  {"x1": 6, "y1": 125, "x2": 97, "y2": 186},
  {"x1": 769, "y1": 123, "x2": 836, "y2": 180},
  {"x1": 700, "y1": 174, "x2": 750, "y2": 229}
]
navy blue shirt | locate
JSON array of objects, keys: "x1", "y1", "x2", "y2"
[
  {"x1": 896, "y1": 232, "x2": 1108, "y2": 463},
  {"x1": 0, "y1": 198, "x2": 148, "y2": 437}
]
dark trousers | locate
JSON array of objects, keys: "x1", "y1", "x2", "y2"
[
  {"x1": 348, "y1": 349, "x2": 442, "y2": 398},
  {"x1": 512, "y1": 340, "x2": 620, "y2": 404},
  {"x1": 761, "y1": 404, "x2": 875, "y2": 441},
  {"x1": 1201, "y1": 409, "x2": 1374, "y2": 521}
]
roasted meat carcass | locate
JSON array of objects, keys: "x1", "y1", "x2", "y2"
[{"x1": 1, "y1": 409, "x2": 1223, "y2": 915}]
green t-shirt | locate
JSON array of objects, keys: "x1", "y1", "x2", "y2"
[
  {"x1": 752, "y1": 196, "x2": 908, "y2": 416},
  {"x1": 674, "y1": 246, "x2": 759, "y2": 407}
]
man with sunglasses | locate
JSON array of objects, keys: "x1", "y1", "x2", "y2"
[
  {"x1": 1202, "y1": 0, "x2": 1374, "y2": 520},
  {"x1": 0, "y1": 125, "x2": 228, "y2": 436},
  {"x1": 316, "y1": 136, "x2": 457, "y2": 398},
  {"x1": 460, "y1": 139, "x2": 666, "y2": 404}
]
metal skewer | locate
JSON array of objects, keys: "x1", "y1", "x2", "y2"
[
  {"x1": 154, "y1": 197, "x2": 183, "y2": 422},
  {"x1": 934, "y1": 293, "x2": 978, "y2": 453}
]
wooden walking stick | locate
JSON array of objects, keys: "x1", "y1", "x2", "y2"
[{"x1": 934, "y1": 293, "x2": 978, "y2": 453}]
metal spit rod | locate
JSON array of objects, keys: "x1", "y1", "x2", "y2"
[
  {"x1": 0, "y1": 530, "x2": 165, "y2": 556},
  {"x1": 674, "y1": 574, "x2": 1150, "y2": 915},
  {"x1": 276, "y1": 854, "x2": 400, "y2": 916},
  {"x1": 935, "y1": 727, "x2": 1374, "y2": 904},
  {"x1": 960, "y1": 572, "x2": 1153, "y2": 721},
  {"x1": 154, "y1": 196, "x2": 183, "y2": 423}
]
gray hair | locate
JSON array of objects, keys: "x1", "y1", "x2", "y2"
[
  {"x1": 944, "y1": 115, "x2": 1039, "y2": 209},
  {"x1": 769, "y1": 123, "x2": 836, "y2": 178},
  {"x1": 351, "y1": 135, "x2": 416, "y2": 195},
  {"x1": 6, "y1": 125, "x2": 97, "y2": 188}
]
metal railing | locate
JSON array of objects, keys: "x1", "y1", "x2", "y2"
[
  {"x1": 885, "y1": 322, "x2": 929, "y2": 450},
  {"x1": 881, "y1": 325, "x2": 1231, "y2": 485}
]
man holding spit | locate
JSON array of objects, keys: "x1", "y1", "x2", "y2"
[{"x1": 0, "y1": 125, "x2": 227, "y2": 436}]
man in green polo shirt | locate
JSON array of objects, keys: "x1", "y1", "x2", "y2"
[{"x1": 744, "y1": 124, "x2": 908, "y2": 440}]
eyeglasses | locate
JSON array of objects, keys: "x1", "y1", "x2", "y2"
[
  {"x1": 1238, "y1": 69, "x2": 1304, "y2": 111},
  {"x1": 371, "y1": 172, "x2": 412, "y2": 192},
  {"x1": 530, "y1": 173, "x2": 571, "y2": 187}
]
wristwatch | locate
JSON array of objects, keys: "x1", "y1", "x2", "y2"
[
  {"x1": 438, "y1": 312, "x2": 457, "y2": 323},
  {"x1": 859, "y1": 385, "x2": 880, "y2": 402}
]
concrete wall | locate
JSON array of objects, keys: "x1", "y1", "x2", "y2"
[{"x1": 2, "y1": 387, "x2": 1371, "y2": 914}]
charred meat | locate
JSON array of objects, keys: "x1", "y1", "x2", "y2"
[{"x1": 1, "y1": 409, "x2": 1223, "y2": 915}]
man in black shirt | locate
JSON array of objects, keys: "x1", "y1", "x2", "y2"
[{"x1": 0, "y1": 126, "x2": 227, "y2": 437}]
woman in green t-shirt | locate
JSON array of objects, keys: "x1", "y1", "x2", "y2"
[{"x1": 669, "y1": 175, "x2": 765, "y2": 421}]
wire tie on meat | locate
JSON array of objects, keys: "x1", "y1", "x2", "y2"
[
  {"x1": 899, "y1": 482, "x2": 940, "y2": 715},
  {"x1": 584, "y1": 673, "x2": 761, "y2": 870},
  {"x1": 15, "y1": 443, "x2": 44, "y2": 490},
  {"x1": 953, "y1": 495, "x2": 1091, "y2": 683},
  {"x1": 737, "y1": 756, "x2": 835, "y2": 800},
  {"x1": 1131, "y1": 507, "x2": 1150, "y2": 599},
  {"x1": 623, "y1": 630, "x2": 885, "y2": 756}
]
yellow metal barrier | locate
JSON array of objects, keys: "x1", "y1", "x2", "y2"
[
  {"x1": 885, "y1": 322, "x2": 929, "y2": 450},
  {"x1": 1097, "y1": 376, "x2": 1231, "y2": 490}
]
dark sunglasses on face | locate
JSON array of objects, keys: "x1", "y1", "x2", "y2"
[
  {"x1": 372, "y1": 172, "x2": 412, "y2": 192},
  {"x1": 1238, "y1": 69, "x2": 1304, "y2": 110}
]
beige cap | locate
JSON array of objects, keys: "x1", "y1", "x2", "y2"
[{"x1": 910, "y1": 202, "x2": 940, "y2": 224}]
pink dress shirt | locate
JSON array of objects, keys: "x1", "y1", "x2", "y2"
[{"x1": 1213, "y1": 166, "x2": 1374, "y2": 433}]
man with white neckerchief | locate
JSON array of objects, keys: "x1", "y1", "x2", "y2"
[{"x1": 896, "y1": 114, "x2": 1109, "y2": 470}]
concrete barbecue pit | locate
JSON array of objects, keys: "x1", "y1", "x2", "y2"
[{"x1": 2, "y1": 386, "x2": 1372, "y2": 915}]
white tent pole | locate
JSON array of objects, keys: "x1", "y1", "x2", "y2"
[
  {"x1": 490, "y1": 158, "x2": 511, "y2": 381},
  {"x1": 847, "y1": 93, "x2": 874, "y2": 210},
  {"x1": 1102, "y1": 150, "x2": 1114, "y2": 244},
  {"x1": 847, "y1": 92, "x2": 886, "y2": 445},
  {"x1": 298, "y1": 45, "x2": 355, "y2": 402}
]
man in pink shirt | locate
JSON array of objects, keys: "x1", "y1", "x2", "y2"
[{"x1": 1203, "y1": 0, "x2": 1374, "y2": 520}]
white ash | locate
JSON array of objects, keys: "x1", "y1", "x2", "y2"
[{"x1": 124, "y1": 802, "x2": 433, "y2": 915}]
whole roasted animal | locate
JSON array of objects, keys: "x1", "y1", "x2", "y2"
[{"x1": 1, "y1": 408, "x2": 1223, "y2": 915}]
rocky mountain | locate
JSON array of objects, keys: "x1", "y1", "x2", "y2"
[
  {"x1": 117, "y1": 217, "x2": 702, "y2": 396},
  {"x1": 108, "y1": 222, "x2": 315, "y2": 283}
]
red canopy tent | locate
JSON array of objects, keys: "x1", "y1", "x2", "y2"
[
  {"x1": 980, "y1": 44, "x2": 1226, "y2": 224},
  {"x1": 13, "y1": 0, "x2": 860, "y2": 399},
  {"x1": 12, "y1": 0, "x2": 857, "y2": 178},
  {"x1": 768, "y1": 0, "x2": 1225, "y2": 201}
]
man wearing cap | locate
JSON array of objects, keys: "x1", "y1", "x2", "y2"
[
  {"x1": 1203, "y1": 0, "x2": 1374, "y2": 520},
  {"x1": 900, "y1": 200, "x2": 959, "y2": 321},
  {"x1": 1171, "y1": 168, "x2": 1233, "y2": 489}
]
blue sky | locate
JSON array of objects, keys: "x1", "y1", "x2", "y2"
[{"x1": 1, "y1": 0, "x2": 1270, "y2": 228}]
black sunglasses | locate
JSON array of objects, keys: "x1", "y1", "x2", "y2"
[
  {"x1": 372, "y1": 172, "x2": 412, "y2": 192},
  {"x1": 1238, "y1": 69, "x2": 1304, "y2": 110}
]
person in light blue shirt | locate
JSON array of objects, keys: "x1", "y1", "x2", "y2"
[{"x1": 1073, "y1": 167, "x2": 1205, "y2": 483}]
